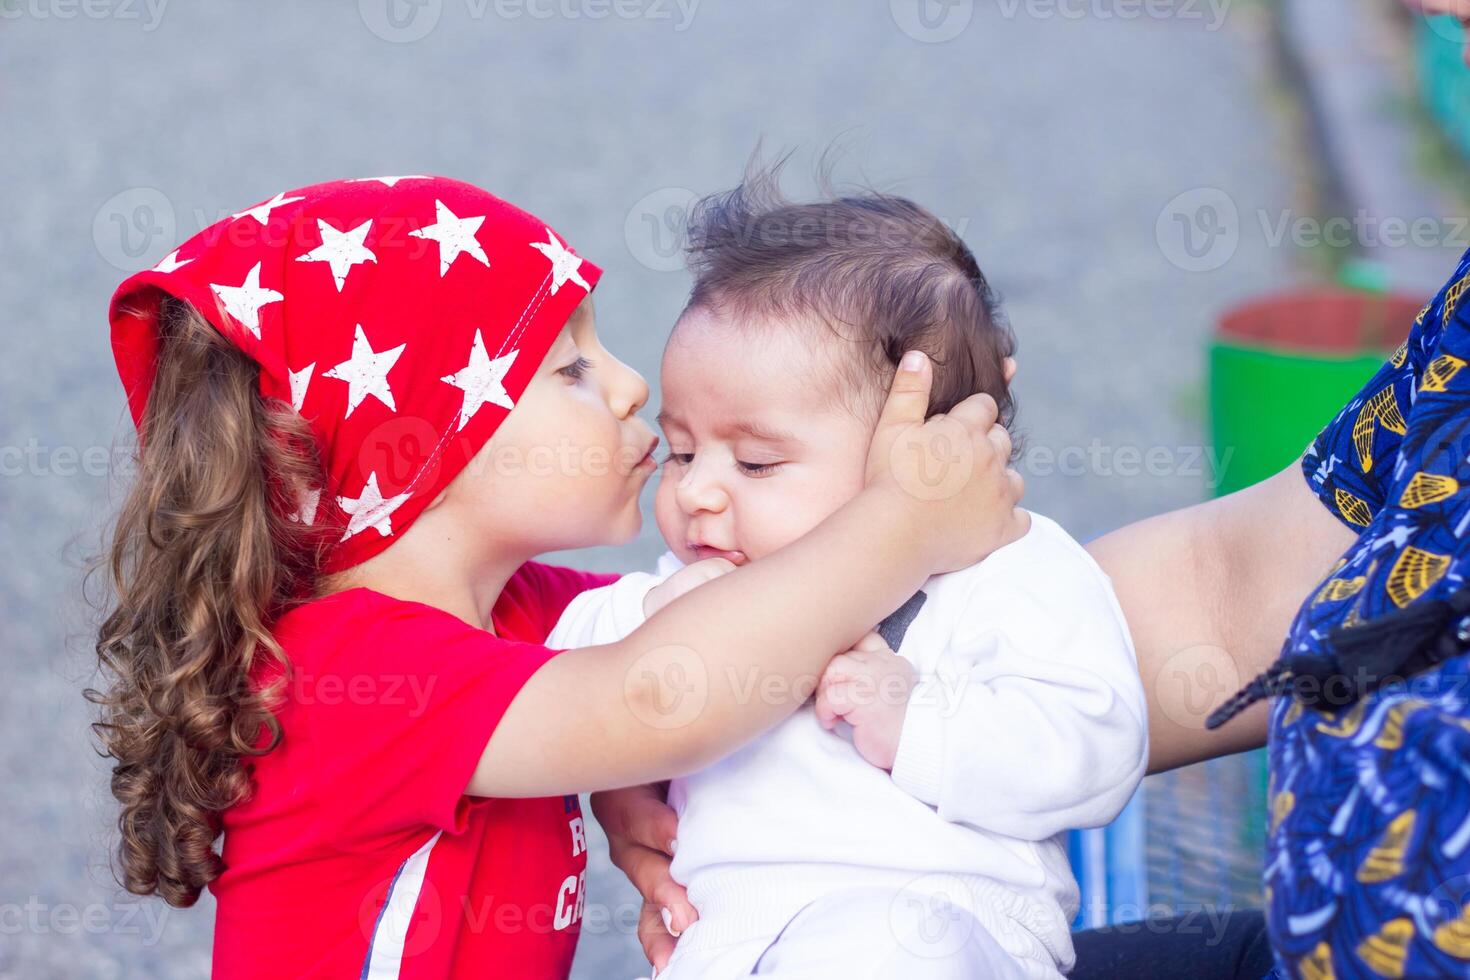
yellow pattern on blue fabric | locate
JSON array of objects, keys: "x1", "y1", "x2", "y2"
[
  {"x1": 1433, "y1": 904, "x2": 1470, "y2": 959},
  {"x1": 1352, "y1": 387, "x2": 1407, "y2": 473},
  {"x1": 1420, "y1": 354, "x2": 1467, "y2": 393},
  {"x1": 1316, "y1": 698, "x2": 1368, "y2": 738},
  {"x1": 1335, "y1": 488, "x2": 1373, "y2": 527},
  {"x1": 1399, "y1": 472, "x2": 1459, "y2": 508},
  {"x1": 1356, "y1": 809, "x2": 1415, "y2": 883},
  {"x1": 1314, "y1": 575, "x2": 1366, "y2": 605},
  {"x1": 1274, "y1": 247, "x2": 1470, "y2": 978},
  {"x1": 1444, "y1": 272, "x2": 1470, "y2": 325},
  {"x1": 1356, "y1": 918, "x2": 1414, "y2": 978},
  {"x1": 1300, "y1": 942, "x2": 1335, "y2": 980},
  {"x1": 1385, "y1": 546, "x2": 1451, "y2": 608}
]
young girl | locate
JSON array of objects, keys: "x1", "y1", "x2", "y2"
[{"x1": 89, "y1": 175, "x2": 1024, "y2": 979}]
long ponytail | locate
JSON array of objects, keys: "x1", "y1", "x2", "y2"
[{"x1": 87, "y1": 297, "x2": 324, "y2": 906}]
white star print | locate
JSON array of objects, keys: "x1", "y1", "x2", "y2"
[
  {"x1": 290, "y1": 487, "x2": 322, "y2": 526},
  {"x1": 153, "y1": 248, "x2": 193, "y2": 274},
  {"x1": 296, "y1": 219, "x2": 377, "y2": 291},
  {"x1": 349, "y1": 176, "x2": 429, "y2": 187},
  {"x1": 409, "y1": 200, "x2": 490, "y2": 276},
  {"x1": 231, "y1": 190, "x2": 304, "y2": 225},
  {"x1": 289, "y1": 362, "x2": 315, "y2": 413},
  {"x1": 338, "y1": 472, "x2": 413, "y2": 542},
  {"x1": 529, "y1": 227, "x2": 590, "y2": 295},
  {"x1": 323, "y1": 325, "x2": 406, "y2": 417},
  {"x1": 210, "y1": 262, "x2": 283, "y2": 339},
  {"x1": 442, "y1": 332, "x2": 519, "y2": 431}
]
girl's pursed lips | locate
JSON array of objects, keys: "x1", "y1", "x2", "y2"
[{"x1": 632, "y1": 434, "x2": 660, "y2": 470}]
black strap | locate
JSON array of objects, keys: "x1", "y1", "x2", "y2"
[
  {"x1": 1206, "y1": 585, "x2": 1470, "y2": 729},
  {"x1": 876, "y1": 590, "x2": 928, "y2": 651}
]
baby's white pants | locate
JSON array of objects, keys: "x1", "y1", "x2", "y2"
[{"x1": 653, "y1": 884, "x2": 1035, "y2": 980}]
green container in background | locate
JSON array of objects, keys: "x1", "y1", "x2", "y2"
[{"x1": 1208, "y1": 290, "x2": 1422, "y2": 497}]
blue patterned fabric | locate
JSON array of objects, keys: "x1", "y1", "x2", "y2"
[{"x1": 1268, "y1": 246, "x2": 1470, "y2": 978}]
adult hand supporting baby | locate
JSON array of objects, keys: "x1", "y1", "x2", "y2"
[{"x1": 590, "y1": 783, "x2": 694, "y2": 972}]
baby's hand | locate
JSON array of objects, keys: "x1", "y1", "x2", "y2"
[
  {"x1": 643, "y1": 557, "x2": 738, "y2": 618},
  {"x1": 813, "y1": 632, "x2": 916, "y2": 771}
]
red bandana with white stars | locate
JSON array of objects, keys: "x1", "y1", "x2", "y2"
[{"x1": 109, "y1": 176, "x2": 602, "y2": 572}]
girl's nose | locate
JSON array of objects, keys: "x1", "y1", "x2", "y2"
[
  {"x1": 674, "y1": 461, "x2": 728, "y2": 516},
  {"x1": 607, "y1": 355, "x2": 650, "y2": 420}
]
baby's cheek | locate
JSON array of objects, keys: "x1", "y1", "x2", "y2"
[
  {"x1": 741, "y1": 495, "x2": 830, "y2": 563},
  {"x1": 652, "y1": 473, "x2": 688, "y2": 553}
]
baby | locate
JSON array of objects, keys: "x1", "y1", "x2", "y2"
[{"x1": 550, "y1": 172, "x2": 1148, "y2": 979}]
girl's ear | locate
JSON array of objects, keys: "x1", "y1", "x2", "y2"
[{"x1": 423, "y1": 486, "x2": 452, "y2": 512}]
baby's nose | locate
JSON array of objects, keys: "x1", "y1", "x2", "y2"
[{"x1": 674, "y1": 465, "x2": 728, "y2": 515}]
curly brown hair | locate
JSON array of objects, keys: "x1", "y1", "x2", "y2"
[{"x1": 86, "y1": 296, "x2": 327, "y2": 907}]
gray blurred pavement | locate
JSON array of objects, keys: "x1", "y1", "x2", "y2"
[{"x1": 0, "y1": 0, "x2": 1417, "y2": 976}]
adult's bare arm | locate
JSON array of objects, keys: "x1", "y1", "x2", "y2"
[{"x1": 1087, "y1": 461, "x2": 1359, "y2": 774}]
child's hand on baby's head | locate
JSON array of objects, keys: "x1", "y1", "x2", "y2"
[
  {"x1": 643, "y1": 557, "x2": 739, "y2": 618},
  {"x1": 814, "y1": 632, "x2": 916, "y2": 771},
  {"x1": 864, "y1": 353, "x2": 1027, "y2": 573}
]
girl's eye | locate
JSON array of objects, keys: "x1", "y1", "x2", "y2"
[
  {"x1": 737, "y1": 460, "x2": 782, "y2": 477},
  {"x1": 661, "y1": 452, "x2": 694, "y2": 467},
  {"x1": 558, "y1": 356, "x2": 593, "y2": 381}
]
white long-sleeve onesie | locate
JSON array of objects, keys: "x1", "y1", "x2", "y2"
[{"x1": 549, "y1": 512, "x2": 1148, "y2": 979}]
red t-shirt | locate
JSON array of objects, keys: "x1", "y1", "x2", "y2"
[{"x1": 210, "y1": 562, "x2": 618, "y2": 979}]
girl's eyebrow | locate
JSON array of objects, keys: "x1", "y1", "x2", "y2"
[{"x1": 547, "y1": 331, "x2": 577, "y2": 356}]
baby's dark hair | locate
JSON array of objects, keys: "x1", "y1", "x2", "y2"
[{"x1": 680, "y1": 156, "x2": 1016, "y2": 434}]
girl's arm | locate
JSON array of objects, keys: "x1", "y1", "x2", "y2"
[
  {"x1": 1086, "y1": 461, "x2": 1359, "y2": 774},
  {"x1": 471, "y1": 354, "x2": 1028, "y2": 797}
]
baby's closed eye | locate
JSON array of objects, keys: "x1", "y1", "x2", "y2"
[
  {"x1": 735, "y1": 459, "x2": 782, "y2": 477},
  {"x1": 659, "y1": 450, "x2": 784, "y2": 477}
]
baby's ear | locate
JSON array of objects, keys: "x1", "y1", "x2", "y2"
[{"x1": 1003, "y1": 357, "x2": 1018, "y2": 384}]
